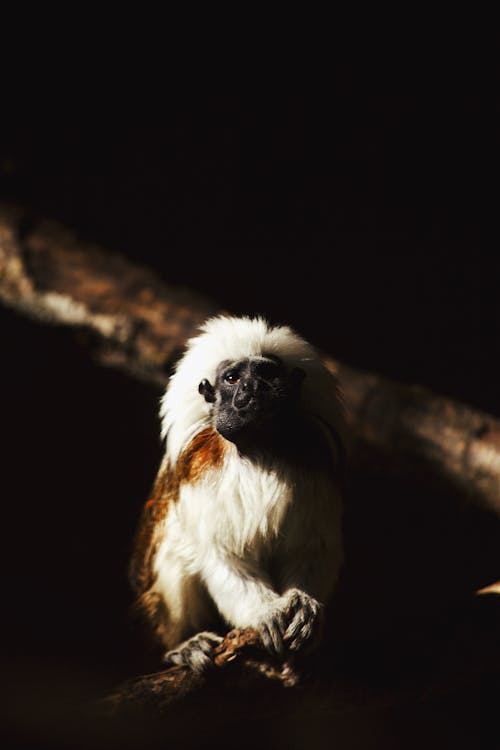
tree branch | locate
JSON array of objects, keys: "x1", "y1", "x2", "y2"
[{"x1": 1, "y1": 203, "x2": 499, "y2": 515}]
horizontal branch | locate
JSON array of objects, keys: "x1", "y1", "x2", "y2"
[{"x1": 1, "y1": 204, "x2": 499, "y2": 515}]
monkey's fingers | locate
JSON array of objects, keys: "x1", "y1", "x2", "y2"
[
  {"x1": 257, "y1": 611, "x2": 287, "y2": 656},
  {"x1": 283, "y1": 592, "x2": 323, "y2": 652},
  {"x1": 163, "y1": 631, "x2": 223, "y2": 673}
]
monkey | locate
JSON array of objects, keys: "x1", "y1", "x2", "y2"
[{"x1": 129, "y1": 315, "x2": 346, "y2": 672}]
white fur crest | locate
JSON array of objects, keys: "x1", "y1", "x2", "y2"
[{"x1": 160, "y1": 315, "x2": 344, "y2": 464}]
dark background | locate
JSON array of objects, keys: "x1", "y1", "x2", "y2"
[
  {"x1": 0, "y1": 92, "x2": 497, "y2": 747},
  {"x1": 1, "y1": 94, "x2": 495, "y2": 411}
]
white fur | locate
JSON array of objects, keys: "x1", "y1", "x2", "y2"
[
  {"x1": 160, "y1": 315, "x2": 345, "y2": 463},
  {"x1": 154, "y1": 315, "x2": 345, "y2": 650}
]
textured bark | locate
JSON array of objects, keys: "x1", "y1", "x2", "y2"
[
  {"x1": 333, "y1": 361, "x2": 500, "y2": 515},
  {"x1": 1, "y1": 204, "x2": 499, "y2": 516},
  {"x1": 0, "y1": 204, "x2": 217, "y2": 388},
  {"x1": 104, "y1": 628, "x2": 299, "y2": 717}
]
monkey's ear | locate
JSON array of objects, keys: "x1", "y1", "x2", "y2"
[{"x1": 199, "y1": 379, "x2": 216, "y2": 403}]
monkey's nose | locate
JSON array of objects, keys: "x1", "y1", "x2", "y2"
[{"x1": 233, "y1": 378, "x2": 255, "y2": 410}]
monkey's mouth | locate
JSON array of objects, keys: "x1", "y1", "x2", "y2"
[
  {"x1": 216, "y1": 411, "x2": 268, "y2": 443},
  {"x1": 214, "y1": 398, "x2": 293, "y2": 447}
]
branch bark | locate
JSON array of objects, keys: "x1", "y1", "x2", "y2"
[
  {"x1": 1, "y1": 204, "x2": 499, "y2": 515},
  {"x1": 103, "y1": 628, "x2": 299, "y2": 717}
]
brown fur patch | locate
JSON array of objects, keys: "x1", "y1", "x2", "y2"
[
  {"x1": 175, "y1": 427, "x2": 226, "y2": 486},
  {"x1": 129, "y1": 428, "x2": 225, "y2": 644},
  {"x1": 129, "y1": 461, "x2": 172, "y2": 596}
]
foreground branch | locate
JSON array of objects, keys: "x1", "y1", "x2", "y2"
[
  {"x1": 104, "y1": 628, "x2": 299, "y2": 717},
  {"x1": 1, "y1": 204, "x2": 499, "y2": 515}
]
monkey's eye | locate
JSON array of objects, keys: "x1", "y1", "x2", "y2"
[{"x1": 224, "y1": 371, "x2": 240, "y2": 385}]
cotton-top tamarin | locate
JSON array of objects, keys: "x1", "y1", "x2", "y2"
[{"x1": 130, "y1": 315, "x2": 346, "y2": 671}]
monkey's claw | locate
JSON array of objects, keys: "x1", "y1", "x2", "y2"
[
  {"x1": 256, "y1": 589, "x2": 323, "y2": 656},
  {"x1": 256, "y1": 609, "x2": 288, "y2": 656},
  {"x1": 162, "y1": 631, "x2": 223, "y2": 673},
  {"x1": 282, "y1": 588, "x2": 323, "y2": 652}
]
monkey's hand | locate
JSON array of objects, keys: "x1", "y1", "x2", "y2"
[
  {"x1": 162, "y1": 631, "x2": 223, "y2": 673},
  {"x1": 258, "y1": 588, "x2": 324, "y2": 656}
]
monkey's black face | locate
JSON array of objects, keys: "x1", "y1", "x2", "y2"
[{"x1": 199, "y1": 356, "x2": 305, "y2": 447}]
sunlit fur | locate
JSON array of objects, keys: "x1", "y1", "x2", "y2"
[
  {"x1": 161, "y1": 315, "x2": 345, "y2": 461},
  {"x1": 149, "y1": 315, "x2": 346, "y2": 655}
]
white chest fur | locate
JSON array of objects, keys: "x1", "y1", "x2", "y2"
[{"x1": 154, "y1": 446, "x2": 341, "y2": 582}]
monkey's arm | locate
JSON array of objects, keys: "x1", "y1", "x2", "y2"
[
  {"x1": 275, "y1": 546, "x2": 343, "y2": 651},
  {"x1": 200, "y1": 551, "x2": 322, "y2": 655}
]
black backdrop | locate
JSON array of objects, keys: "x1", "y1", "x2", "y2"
[
  {"x1": 0, "y1": 94, "x2": 496, "y2": 747},
  {"x1": 1, "y1": 95, "x2": 495, "y2": 412}
]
